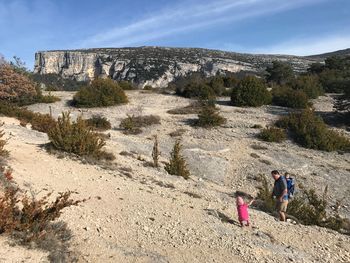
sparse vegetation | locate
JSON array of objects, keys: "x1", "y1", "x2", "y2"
[
  {"x1": 289, "y1": 75, "x2": 324, "y2": 99},
  {"x1": 48, "y1": 112, "x2": 114, "y2": 160},
  {"x1": 272, "y1": 86, "x2": 309, "y2": 109},
  {"x1": 119, "y1": 114, "x2": 160, "y2": 134},
  {"x1": 167, "y1": 102, "x2": 201, "y2": 115},
  {"x1": 118, "y1": 80, "x2": 136, "y2": 90},
  {"x1": 231, "y1": 76, "x2": 272, "y2": 107},
  {"x1": 259, "y1": 127, "x2": 287, "y2": 143},
  {"x1": 0, "y1": 169, "x2": 84, "y2": 261},
  {"x1": 31, "y1": 73, "x2": 88, "y2": 91},
  {"x1": 165, "y1": 140, "x2": 190, "y2": 179},
  {"x1": 194, "y1": 100, "x2": 226, "y2": 128},
  {"x1": 256, "y1": 175, "x2": 349, "y2": 234},
  {"x1": 72, "y1": 78, "x2": 128, "y2": 108},
  {"x1": 143, "y1": 85, "x2": 153, "y2": 90},
  {"x1": 169, "y1": 128, "x2": 187, "y2": 137},
  {"x1": 276, "y1": 109, "x2": 350, "y2": 151},
  {"x1": 266, "y1": 61, "x2": 294, "y2": 85},
  {"x1": 85, "y1": 115, "x2": 112, "y2": 131},
  {"x1": 0, "y1": 102, "x2": 56, "y2": 133}
]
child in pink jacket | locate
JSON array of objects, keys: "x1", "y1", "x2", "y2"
[{"x1": 236, "y1": 196, "x2": 254, "y2": 227}]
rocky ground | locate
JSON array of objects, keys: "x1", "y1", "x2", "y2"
[{"x1": 0, "y1": 91, "x2": 349, "y2": 262}]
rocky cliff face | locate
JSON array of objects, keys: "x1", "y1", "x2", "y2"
[{"x1": 34, "y1": 47, "x2": 319, "y2": 88}]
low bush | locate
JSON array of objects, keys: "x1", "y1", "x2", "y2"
[
  {"x1": 48, "y1": 112, "x2": 114, "y2": 160},
  {"x1": 289, "y1": 75, "x2": 324, "y2": 99},
  {"x1": 256, "y1": 175, "x2": 349, "y2": 234},
  {"x1": 195, "y1": 100, "x2": 226, "y2": 128},
  {"x1": 143, "y1": 85, "x2": 153, "y2": 90},
  {"x1": 167, "y1": 102, "x2": 202, "y2": 115},
  {"x1": 0, "y1": 170, "x2": 84, "y2": 261},
  {"x1": 118, "y1": 81, "x2": 136, "y2": 90},
  {"x1": 36, "y1": 93, "x2": 61, "y2": 104},
  {"x1": 30, "y1": 113, "x2": 57, "y2": 133},
  {"x1": 276, "y1": 109, "x2": 350, "y2": 151},
  {"x1": 119, "y1": 114, "x2": 160, "y2": 134},
  {"x1": 259, "y1": 127, "x2": 287, "y2": 143},
  {"x1": 231, "y1": 76, "x2": 272, "y2": 107},
  {"x1": 177, "y1": 82, "x2": 216, "y2": 100},
  {"x1": 169, "y1": 128, "x2": 187, "y2": 137},
  {"x1": 165, "y1": 140, "x2": 190, "y2": 179},
  {"x1": 272, "y1": 86, "x2": 309, "y2": 109},
  {"x1": 0, "y1": 102, "x2": 56, "y2": 133},
  {"x1": 85, "y1": 115, "x2": 111, "y2": 131},
  {"x1": 72, "y1": 78, "x2": 128, "y2": 108},
  {"x1": 31, "y1": 73, "x2": 87, "y2": 91}
]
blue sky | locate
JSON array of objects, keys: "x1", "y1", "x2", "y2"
[{"x1": 0, "y1": 0, "x2": 349, "y2": 69}]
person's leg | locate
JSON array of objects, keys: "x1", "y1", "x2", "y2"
[
  {"x1": 279, "y1": 211, "x2": 286, "y2": 221},
  {"x1": 280, "y1": 201, "x2": 288, "y2": 222}
]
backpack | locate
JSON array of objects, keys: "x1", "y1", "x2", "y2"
[{"x1": 286, "y1": 177, "x2": 295, "y2": 198}]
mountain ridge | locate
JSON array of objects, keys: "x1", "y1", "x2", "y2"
[{"x1": 34, "y1": 46, "x2": 325, "y2": 88}]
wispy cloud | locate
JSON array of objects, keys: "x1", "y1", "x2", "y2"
[
  {"x1": 251, "y1": 35, "x2": 350, "y2": 55},
  {"x1": 81, "y1": 0, "x2": 324, "y2": 48}
]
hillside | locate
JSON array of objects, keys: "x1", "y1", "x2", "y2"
[
  {"x1": 0, "y1": 90, "x2": 349, "y2": 262},
  {"x1": 34, "y1": 47, "x2": 320, "y2": 88},
  {"x1": 308, "y1": 48, "x2": 350, "y2": 59}
]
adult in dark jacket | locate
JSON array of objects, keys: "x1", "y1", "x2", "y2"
[{"x1": 271, "y1": 170, "x2": 288, "y2": 221}]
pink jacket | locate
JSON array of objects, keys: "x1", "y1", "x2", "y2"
[{"x1": 237, "y1": 204, "x2": 249, "y2": 222}]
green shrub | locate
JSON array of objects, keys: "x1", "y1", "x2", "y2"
[
  {"x1": 143, "y1": 85, "x2": 153, "y2": 90},
  {"x1": 288, "y1": 185, "x2": 349, "y2": 233},
  {"x1": 231, "y1": 76, "x2": 272, "y2": 107},
  {"x1": 118, "y1": 81, "x2": 136, "y2": 90},
  {"x1": 36, "y1": 93, "x2": 61, "y2": 104},
  {"x1": 177, "y1": 82, "x2": 216, "y2": 100},
  {"x1": 72, "y1": 78, "x2": 128, "y2": 108},
  {"x1": 85, "y1": 115, "x2": 111, "y2": 131},
  {"x1": 48, "y1": 112, "x2": 114, "y2": 160},
  {"x1": 272, "y1": 86, "x2": 309, "y2": 109},
  {"x1": 256, "y1": 175, "x2": 349, "y2": 233},
  {"x1": 0, "y1": 102, "x2": 56, "y2": 133},
  {"x1": 276, "y1": 109, "x2": 350, "y2": 151},
  {"x1": 209, "y1": 76, "x2": 225, "y2": 96},
  {"x1": 30, "y1": 113, "x2": 57, "y2": 133},
  {"x1": 259, "y1": 127, "x2": 287, "y2": 143},
  {"x1": 31, "y1": 73, "x2": 87, "y2": 91},
  {"x1": 195, "y1": 100, "x2": 226, "y2": 128},
  {"x1": 165, "y1": 140, "x2": 190, "y2": 179},
  {"x1": 290, "y1": 75, "x2": 324, "y2": 99},
  {"x1": 119, "y1": 114, "x2": 160, "y2": 134},
  {"x1": 266, "y1": 61, "x2": 294, "y2": 85},
  {"x1": 167, "y1": 102, "x2": 202, "y2": 115}
]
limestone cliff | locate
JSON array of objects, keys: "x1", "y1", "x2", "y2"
[{"x1": 34, "y1": 46, "x2": 318, "y2": 88}]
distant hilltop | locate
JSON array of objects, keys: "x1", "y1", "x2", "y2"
[{"x1": 34, "y1": 46, "x2": 323, "y2": 88}]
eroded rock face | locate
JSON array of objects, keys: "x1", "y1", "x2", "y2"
[{"x1": 34, "y1": 47, "x2": 318, "y2": 88}]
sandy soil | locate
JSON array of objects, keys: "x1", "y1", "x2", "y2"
[{"x1": 0, "y1": 91, "x2": 349, "y2": 262}]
